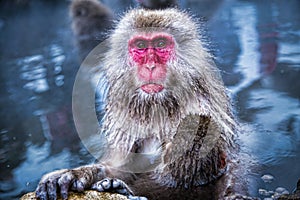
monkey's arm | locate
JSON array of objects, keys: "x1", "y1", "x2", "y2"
[
  {"x1": 159, "y1": 115, "x2": 229, "y2": 187},
  {"x1": 35, "y1": 163, "x2": 147, "y2": 200},
  {"x1": 36, "y1": 164, "x2": 106, "y2": 200}
]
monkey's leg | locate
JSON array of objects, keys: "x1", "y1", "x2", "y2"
[
  {"x1": 91, "y1": 178, "x2": 148, "y2": 200},
  {"x1": 36, "y1": 164, "x2": 105, "y2": 200}
]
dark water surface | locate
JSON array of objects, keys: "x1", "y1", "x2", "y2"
[{"x1": 0, "y1": 0, "x2": 299, "y2": 199}]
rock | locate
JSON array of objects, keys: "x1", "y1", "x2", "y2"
[
  {"x1": 20, "y1": 191, "x2": 129, "y2": 200},
  {"x1": 258, "y1": 188, "x2": 272, "y2": 196},
  {"x1": 224, "y1": 194, "x2": 261, "y2": 200},
  {"x1": 275, "y1": 187, "x2": 289, "y2": 195},
  {"x1": 278, "y1": 179, "x2": 300, "y2": 200},
  {"x1": 261, "y1": 174, "x2": 274, "y2": 183},
  {"x1": 272, "y1": 187, "x2": 289, "y2": 199},
  {"x1": 278, "y1": 193, "x2": 300, "y2": 200}
]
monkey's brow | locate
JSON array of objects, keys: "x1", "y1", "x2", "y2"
[
  {"x1": 129, "y1": 33, "x2": 174, "y2": 40},
  {"x1": 128, "y1": 35, "x2": 174, "y2": 47}
]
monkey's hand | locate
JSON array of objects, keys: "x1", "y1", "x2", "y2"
[
  {"x1": 92, "y1": 178, "x2": 148, "y2": 200},
  {"x1": 35, "y1": 164, "x2": 105, "y2": 200}
]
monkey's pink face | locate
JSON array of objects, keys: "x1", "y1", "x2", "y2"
[{"x1": 128, "y1": 33, "x2": 175, "y2": 94}]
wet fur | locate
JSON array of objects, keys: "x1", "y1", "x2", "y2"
[
  {"x1": 99, "y1": 8, "x2": 237, "y2": 199},
  {"x1": 36, "y1": 7, "x2": 242, "y2": 200}
]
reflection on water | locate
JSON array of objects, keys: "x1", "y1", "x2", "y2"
[
  {"x1": 18, "y1": 44, "x2": 65, "y2": 94},
  {"x1": 240, "y1": 89, "x2": 300, "y2": 163},
  {"x1": 0, "y1": 0, "x2": 299, "y2": 199},
  {"x1": 230, "y1": 2, "x2": 261, "y2": 95},
  {"x1": 209, "y1": 0, "x2": 300, "y2": 198},
  {"x1": 0, "y1": 1, "x2": 94, "y2": 199}
]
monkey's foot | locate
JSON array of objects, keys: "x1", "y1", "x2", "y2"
[{"x1": 91, "y1": 178, "x2": 147, "y2": 200}]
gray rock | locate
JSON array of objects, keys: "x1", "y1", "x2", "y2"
[
  {"x1": 261, "y1": 174, "x2": 274, "y2": 183},
  {"x1": 278, "y1": 179, "x2": 300, "y2": 200},
  {"x1": 275, "y1": 187, "x2": 289, "y2": 194},
  {"x1": 20, "y1": 191, "x2": 128, "y2": 200}
]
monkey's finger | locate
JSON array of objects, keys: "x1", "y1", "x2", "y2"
[
  {"x1": 92, "y1": 178, "x2": 135, "y2": 196},
  {"x1": 58, "y1": 172, "x2": 73, "y2": 200},
  {"x1": 71, "y1": 179, "x2": 85, "y2": 192},
  {"x1": 99, "y1": 178, "x2": 112, "y2": 190},
  {"x1": 46, "y1": 179, "x2": 57, "y2": 200},
  {"x1": 35, "y1": 183, "x2": 48, "y2": 200},
  {"x1": 112, "y1": 179, "x2": 134, "y2": 196}
]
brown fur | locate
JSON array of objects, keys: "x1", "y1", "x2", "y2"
[
  {"x1": 36, "y1": 8, "x2": 244, "y2": 200},
  {"x1": 99, "y1": 8, "x2": 237, "y2": 199},
  {"x1": 69, "y1": 0, "x2": 113, "y2": 59}
]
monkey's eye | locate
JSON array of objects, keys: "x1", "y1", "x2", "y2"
[
  {"x1": 135, "y1": 40, "x2": 147, "y2": 49},
  {"x1": 154, "y1": 39, "x2": 167, "y2": 48}
]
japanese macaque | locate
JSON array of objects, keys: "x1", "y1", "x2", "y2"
[
  {"x1": 36, "y1": 8, "x2": 241, "y2": 200},
  {"x1": 70, "y1": 0, "x2": 113, "y2": 59},
  {"x1": 137, "y1": 0, "x2": 178, "y2": 9}
]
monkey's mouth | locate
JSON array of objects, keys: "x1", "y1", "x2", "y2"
[{"x1": 141, "y1": 83, "x2": 164, "y2": 94}]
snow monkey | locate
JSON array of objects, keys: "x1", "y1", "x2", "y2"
[
  {"x1": 70, "y1": 0, "x2": 113, "y2": 60},
  {"x1": 36, "y1": 8, "x2": 239, "y2": 200}
]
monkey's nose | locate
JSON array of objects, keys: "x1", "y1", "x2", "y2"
[
  {"x1": 145, "y1": 49, "x2": 158, "y2": 68},
  {"x1": 145, "y1": 62, "x2": 156, "y2": 70}
]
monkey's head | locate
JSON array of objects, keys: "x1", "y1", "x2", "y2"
[
  {"x1": 70, "y1": 0, "x2": 113, "y2": 38},
  {"x1": 102, "y1": 8, "x2": 229, "y2": 126},
  {"x1": 70, "y1": 0, "x2": 109, "y2": 18}
]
